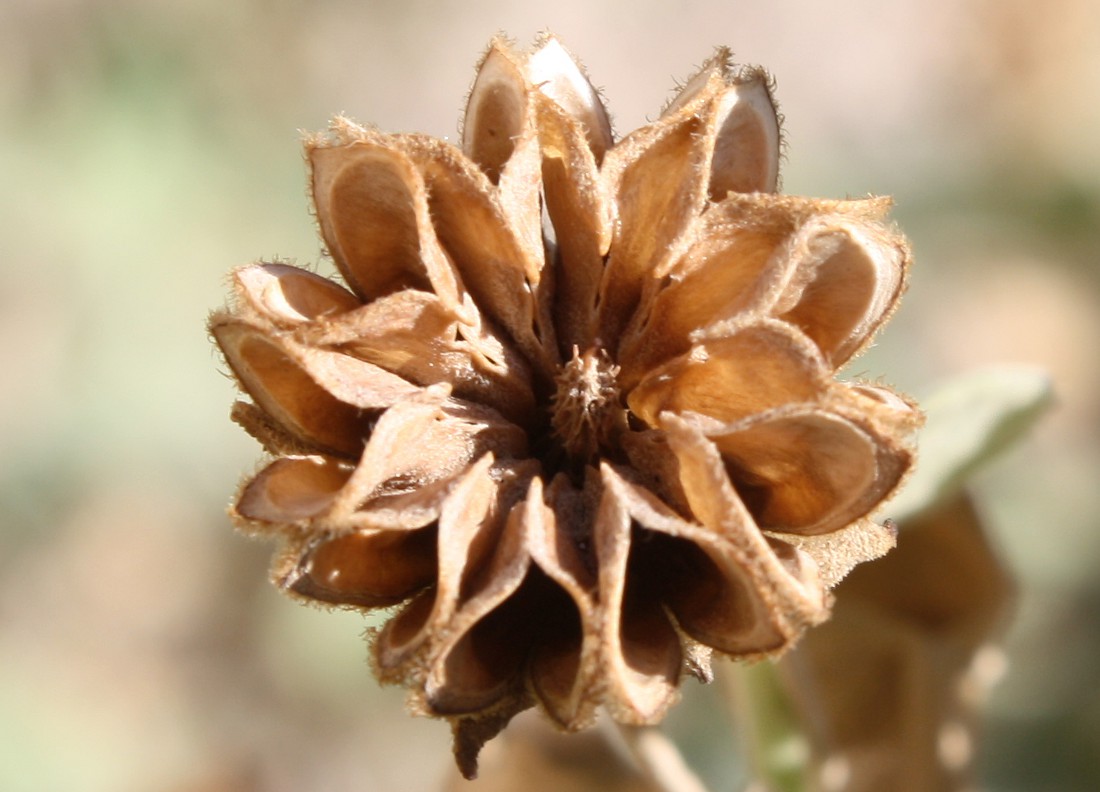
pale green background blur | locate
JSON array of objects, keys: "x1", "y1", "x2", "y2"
[{"x1": 2, "y1": 1, "x2": 1098, "y2": 790}]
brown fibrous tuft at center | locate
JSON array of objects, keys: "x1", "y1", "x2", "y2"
[{"x1": 550, "y1": 346, "x2": 625, "y2": 462}]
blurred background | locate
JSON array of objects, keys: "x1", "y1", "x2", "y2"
[{"x1": 1, "y1": 0, "x2": 1097, "y2": 789}]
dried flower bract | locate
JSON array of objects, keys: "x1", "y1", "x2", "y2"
[{"x1": 209, "y1": 35, "x2": 919, "y2": 778}]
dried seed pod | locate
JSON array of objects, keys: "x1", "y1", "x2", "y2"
[
  {"x1": 209, "y1": 34, "x2": 919, "y2": 778},
  {"x1": 778, "y1": 494, "x2": 1012, "y2": 792}
]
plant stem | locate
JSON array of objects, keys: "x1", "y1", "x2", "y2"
[{"x1": 611, "y1": 722, "x2": 712, "y2": 792}]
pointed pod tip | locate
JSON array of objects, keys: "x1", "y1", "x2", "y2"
[{"x1": 450, "y1": 707, "x2": 522, "y2": 780}]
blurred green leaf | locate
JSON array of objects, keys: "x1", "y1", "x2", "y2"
[{"x1": 888, "y1": 365, "x2": 1053, "y2": 521}]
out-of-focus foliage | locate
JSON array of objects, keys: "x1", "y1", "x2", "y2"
[
  {"x1": 1, "y1": 1, "x2": 1097, "y2": 790},
  {"x1": 889, "y1": 366, "x2": 1053, "y2": 522}
]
